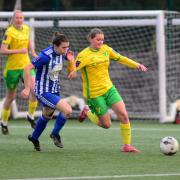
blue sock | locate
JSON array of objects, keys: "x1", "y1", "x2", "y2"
[
  {"x1": 51, "y1": 112, "x2": 67, "y2": 136},
  {"x1": 32, "y1": 114, "x2": 49, "y2": 140}
]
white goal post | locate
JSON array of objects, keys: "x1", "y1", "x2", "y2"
[{"x1": 0, "y1": 10, "x2": 179, "y2": 123}]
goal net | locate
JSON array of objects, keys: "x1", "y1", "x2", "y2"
[{"x1": 0, "y1": 11, "x2": 180, "y2": 122}]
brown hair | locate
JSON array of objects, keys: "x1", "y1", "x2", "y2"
[
  {"x1": 87, "y1": 28, "x2": 104, "y2": 40},
  {"x1": 52, "y1": 31, "x2": 69, "y2": 46}
]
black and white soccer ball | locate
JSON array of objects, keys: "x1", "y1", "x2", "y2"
[{"x1": 160, "y1": 136, "x2": 179, "y2": 155}]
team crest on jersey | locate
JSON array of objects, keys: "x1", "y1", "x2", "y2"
[
  {"x1": 103, "y1": 52, "x2": 108, "y2": 56},
  {"x1": 76, "y1": 61, "x2": 81, "y2": 67}
]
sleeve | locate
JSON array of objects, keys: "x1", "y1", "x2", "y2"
[
  {"x1": 76, "y1": 53, "x2": 87, "y2": 71},
  {"x1": 67, "y1": 59, "x2": 76, "y2": 74},
  {"x1": 108, "y1": 46, "x2": 139, "y2": 69},
  {"x1": 32, "y1": 52, "x2": 50, "y2": 68},
  {"x1": 2, "y1": 31, "x2": 12, "y2": 46}
]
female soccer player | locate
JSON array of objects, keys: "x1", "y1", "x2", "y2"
[
  {"x1": 0, "y1": 10, "x2": 38, "y2": 134},
  {"x1": 75, "y1": 28, "x2": 148, "y2": 152},
  {"x1": 21, "y1": 32, "x2": 76, "y2": 151}
]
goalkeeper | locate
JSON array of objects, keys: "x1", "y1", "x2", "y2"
[
  {"x1": 21, "y1": 32, "x2": 76, "y2": 151},
  {"x1": 74, "y1": 28, "x2": 148, "y2": 152},
  {"x1": 0, "y1": 10, "x2": 38, "y2": 135}
]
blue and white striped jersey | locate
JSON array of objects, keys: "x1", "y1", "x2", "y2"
[{"x1": 32, "y1": 46, "x2": 67, "y2": 95}]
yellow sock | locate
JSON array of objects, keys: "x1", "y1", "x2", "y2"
[
  {"x1": 87, "y1": 111, "x2": 99, "y2": 125},
  {"x1": 120, "y1": 123, "x2": 131, "y2": 145},
  {"x1": 1, "y1": 108, "x2": 10, "y2": 124},
  {"x1": 28, "y1": 100, "x2": 38, "y2": 117}
]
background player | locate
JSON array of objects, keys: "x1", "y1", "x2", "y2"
[{"x1": 0, "y1": 10, "x2": 38, "y2": 134}]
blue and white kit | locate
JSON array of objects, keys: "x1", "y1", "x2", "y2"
[{"x1": 32, "y1": 46, "x2": 67, "y2": 109}]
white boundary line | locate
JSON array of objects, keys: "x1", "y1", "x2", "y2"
[
  {"x1": 9, "y1": 173, "x2": 180, "y2": 180},
  {"x1": 8, "y1": 125, "x2": 180, "y2": 132}
]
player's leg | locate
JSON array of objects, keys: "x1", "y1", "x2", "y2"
[
  {"x1": 50, "y1": 99, "x2": 72, "y2": 148},
  {"x1": 28, "y1": 92, "x2": 59, "y2": 151},
  {"x1": 1, "y1": 89, "x2": 16, "y2": 135},
  {"x1": 27, "y1": 92, "x2": 38, "y2": 129},
  {"x1": 109, "y1": 86, "x2": 140, "y2": 152},
  {"x1": 50, "y1": 112, "x2": 66, "y2": 148},
  {"x1": 28, "y1": 106, "x2": 53, "y2": 151},
  {"x1": 25, "y1": 69, "x2": 38, "y2": 128},
  {"x1": 79, "y1": 95, "x2": 112, "y2": 128},
  {"x1": 28, "y1": 93, "x2": 71, "y2": 150},
  {"x1": 28, "y1": 106, "x2": 54, "y2": 151},
  {"x1": 1, "y1": 70, "x2": 20, "y2": 135}
]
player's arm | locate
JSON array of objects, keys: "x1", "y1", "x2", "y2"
[
  {"x1": 21, "y1": 53, "x2": 50, "y2": 99},
  {"x1": 109, "y1": 47, "x2": 147, "y2": 71},
  {"x1": 0, "y1": 33, "x2": 27, "y2": 55},
  {"x1": 75, "y1": 54, "x2": 87, "y2": 71},
  {"x1": 66, "y1": 50, "x2": 77, "y2": 79},
  {"x1": 28, "y1": 39, "x2": 38, "y2": 58},
  {"x1": 118, "y1": 55, "x2": 147, "y2": 71},
  {"x1": 0, "y1": 43, "x2": 27, "y2": 55}
]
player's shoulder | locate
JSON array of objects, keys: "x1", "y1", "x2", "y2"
[
  {"x1": 22, "y1": 24, "x2": 30, "y2": 30},
  {"x1": 39, "y1": 46, "x2": 53, "y2": 60},
  {"x1": 42, "y1": 46, "x2": 53, "y2": 56},
  {"x1": 5, "y1": 25, "x2": 14, "y2": 34},
  {"x1": 102, "y1": 44, "x2": 111, "y2": 50},
  {"x1": 77, "y1": 47, "x2": 90, "y2": 56}
]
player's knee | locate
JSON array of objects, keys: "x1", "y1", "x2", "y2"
[
  {"x1": 117, "y1": 112, "x2": 129, "y2": 124},
  {"x1": 63, "y1": 108, "x2": 72, "y2": 117},
  {"x1": 6, "y1": 96, "x2": 15, "y2": 104},
  {"x1": 43, "y1": 111, "x2": 54, "y2": 119},
  {"x1": 102, "y1": 121, "x2": 111, "y2": 129},
  {"x1": 120, "y1": 118, "x2": 129, "y2": 124}
]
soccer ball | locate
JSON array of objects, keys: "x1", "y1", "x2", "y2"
[{"x1": 160, "y1": 136, "x2": 179, "y2": 155}]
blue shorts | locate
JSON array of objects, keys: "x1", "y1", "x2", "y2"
[{"x1": 36, "y1": 92, "x2": 61, "y2": 109}]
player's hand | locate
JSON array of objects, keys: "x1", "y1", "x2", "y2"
[
  {"x1": 20, "y1": 88, "x2": 30, "y2": 99},
  {"x1": 68, "y1": 70, "x2": 77, "y2": 79},
  {"x1": 67, "y1": 50, "x2": 74, "y2": 61},
  {"x1": 137, "y1": 64, "x2": 148, "y2": 72},
  {"x1": 19, "y1": 48, "x2": 28, "y2": 54}
]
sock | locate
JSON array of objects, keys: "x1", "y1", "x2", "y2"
[
  {"x1": 120, "y1": 123, "x2": 131, "y2": 145},
  {"x1": 51, "y1": 112, "x2": 67, "y2": 136},
  {"x1": 28, "y1": 100, "x2": 38, "y2": 118},
  {"x1": 32, "y1": 114, "x2": 49, "y2": 140},
  {"x1": 87, "y1": 110, "x2": 99, "y2": 125},
  {"x1": 1, "y1": 108, "x2": 10, "y2": 125}
]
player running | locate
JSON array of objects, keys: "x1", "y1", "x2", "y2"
[
  {"x1": 73, "y1": 28, "x2": 148, "y2": 152},
  {"x1": 21, "y1": 32, "x2": 76, "y2": 151}
]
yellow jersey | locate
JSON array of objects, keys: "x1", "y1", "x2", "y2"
[
  {"x1": 2, "y1": 24, "x2": 31, "y2": 70},
  {"x1": 76, "y1": 44, "x2": 139, "y2": 98}
]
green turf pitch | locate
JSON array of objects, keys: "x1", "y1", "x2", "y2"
[{"x1": 0, "y1": 119, "x2": 180, "y2": 180}]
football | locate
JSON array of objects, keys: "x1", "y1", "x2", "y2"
[{"x1": 160, "y1": 136, "x2": 179, "y2": 155}]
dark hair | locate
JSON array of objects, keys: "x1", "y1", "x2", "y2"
[
  {"x1": 87, "y1": 28, "x2": 104, "y2": 40},
  {"x1": 52, "y1": 31, "x2": 69, "y2": 46}
]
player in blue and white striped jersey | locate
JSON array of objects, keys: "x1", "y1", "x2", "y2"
[{"x1": 21, "y1": 32, "x2": 76, "y2": 151}]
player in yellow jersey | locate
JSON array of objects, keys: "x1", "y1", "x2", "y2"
[
  {"x1": 74, "y1": 28, "x2": 148, "y2": 152},
  {"x1": 0, "y1": 10, "x2": 38, "y2": 135}
]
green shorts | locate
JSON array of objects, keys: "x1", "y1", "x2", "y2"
[
  {"x1": 87, "y1": 86, "x2": 123, "y2": 116},
  {"x1": 4, "y1": 69, "x2": 35, "y2": 90}
]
